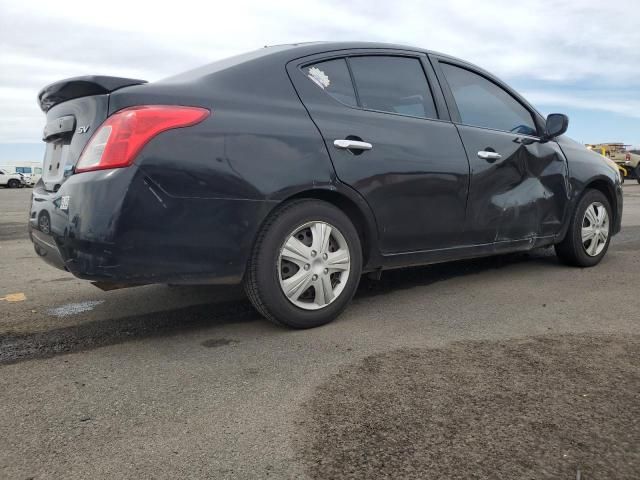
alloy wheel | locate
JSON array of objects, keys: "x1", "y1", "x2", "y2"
[
  {"x1": 581, "y1": 202, "x2": 609, "y2": 257},
  {"x1": 278, "y1": 221, "x2": 351, "y2": 310}
]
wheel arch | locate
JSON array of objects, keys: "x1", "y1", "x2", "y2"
[
  {"x1": 556, "y1": 175, "x2": 620, "y2": 244},
  {"x1": 281, "y1": 187, "x2": 380, "y2": 270},
  {"x1": 583, "y1": 178, "x2": 618, "y2": 226}
]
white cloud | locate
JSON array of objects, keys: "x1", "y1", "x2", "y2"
[
  {"x1": 524, "y1": 90, "x2": 640, "y2": 119},
  {"x1": 0, "y1": 0, "x2": 639, "y2": 143}
]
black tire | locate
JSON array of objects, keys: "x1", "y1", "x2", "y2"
[
  {"x1": 555, "y1": 189, "x2": 612, "y2": 267},
  {"x1": 38, "y1": 211, "x2": 51, "y2": 234},
  {"x1": 244, "y1": 199, "x2": 362, "y2": 328},
  {"x1": 7, "y1": 179, "x2": 19, "y2": 188},
  {"x1": 636, "y1": 166, "x2": 640, "y2": 184}
]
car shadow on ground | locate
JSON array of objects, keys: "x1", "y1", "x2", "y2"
[
  {"x1": 0, "y1": 248, "x2": 561, "y2": 365},
  {"x1": 355, "y1": 247, "x2": 559, "y2": 300}
]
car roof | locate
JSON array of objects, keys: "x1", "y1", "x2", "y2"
[
  {"x1": 261, "y1": 41, "x2": 460, "y2": 61},
  {"x1": 156, "y1": 41, "x2": 545, "y2": 123},
  {"x1": 161, "y1": 41, "x2": 457, "y2": 83},
  {"x1": 264, "y1": 41, "x2": 430, "y2": 53}
]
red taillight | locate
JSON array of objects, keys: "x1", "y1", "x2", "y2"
[{"x1": 75, "y1": 105, "x2": 210, "y2": 173}]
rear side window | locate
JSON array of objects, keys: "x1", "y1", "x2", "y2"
[
  {"x1": 441, "y1": 63, "x2": 537, "y2": 136},
  {"x1": 349, "y1": 56, "x2": 438, "y2": 119},
  {"x1": 305, "y1": 59, "x2": 357, "y2": 107}
]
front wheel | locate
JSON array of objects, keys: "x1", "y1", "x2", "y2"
[
  {"x1": 244, "y1": 199, "x2": 362, "y2": 328},
  {"x1": 7, "y1": 179, "x2": 20, "y2": 188},
  {"x1": 555, "y1": 189, "x2": 612, "y2": 267}
]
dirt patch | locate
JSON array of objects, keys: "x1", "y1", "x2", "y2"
[{"x1": 297, "y1": 334, "x2": 640, "y2": 479}]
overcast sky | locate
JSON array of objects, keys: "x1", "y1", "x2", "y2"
[{"x1": 1, "y1": 0, "x2": 639, "y2": 162}]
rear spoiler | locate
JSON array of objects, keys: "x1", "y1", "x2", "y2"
[{"x1": 37, "y1": 76, "x2": 147, "y2": 112}]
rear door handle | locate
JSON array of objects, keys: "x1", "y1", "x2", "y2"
[
  {"x1": 334, "y1": 139, "x2": 373, "y2": 151},
  {"x1": 477, "y1": 150, "x2": 502, "y2": 161}
]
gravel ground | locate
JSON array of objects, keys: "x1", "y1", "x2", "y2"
[{"x1": 298, "y1": 334, "x2": 640, "y2": 479}]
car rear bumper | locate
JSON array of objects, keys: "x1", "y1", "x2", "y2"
[{"x1": 28, "y1": 167, "x2": 275, "y2": 285}]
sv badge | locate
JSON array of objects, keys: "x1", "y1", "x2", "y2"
[{"x1": 77, "y1": 125, "x2": 90, "y2": 134}]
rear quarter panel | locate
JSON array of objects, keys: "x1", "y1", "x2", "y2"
[{"x1": 110, "y1": 53, "x2": 336, "y2": 201}]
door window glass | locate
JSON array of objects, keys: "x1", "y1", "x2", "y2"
[
  {"x1": 349, "y1": 56, "x2": 438, "y2": 119},
  {"x1": 441, "y1": 63, "x2": 537, "y2": 136},
  {"x1": 305, "y1": 58, "x2": 357, "y2": 107}
]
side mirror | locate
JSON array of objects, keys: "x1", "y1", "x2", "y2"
[{"x1": 544, "y1": 113, "x2": 569, "y2": 140}]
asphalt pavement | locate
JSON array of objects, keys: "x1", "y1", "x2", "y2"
[{"x1": 1, "y1": 184, "x2": 639, "y2": 479}]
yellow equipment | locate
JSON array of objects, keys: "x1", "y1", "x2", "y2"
[{"x1": 586, "y1": 143, "x2": 639, "y2": 183}]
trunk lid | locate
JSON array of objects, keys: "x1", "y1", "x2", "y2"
[{"x1": 38, "y1": 76, "x2": 146, "y2": 191}]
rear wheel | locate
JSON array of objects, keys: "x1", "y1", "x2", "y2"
[
  {"x1": 38, "y1": 211, "x2": 51, "y2": 234},
  {"x1": 244, "y1": 199, "x2": 362, "y2": 328},
  {"x1": 7, "y1": 179, "x2": 19, "y2": 188},
  {"x1": 555, "y1": 189, "x2": 612, "y2": 267}
]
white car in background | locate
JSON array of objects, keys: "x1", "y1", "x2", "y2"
[
  {"x1": 0, "y1": 163, "x2": 43, "y2": 187},
  {"x1": 16, "y1": 165, "x2": 43, "y2": 186},
  {"x1": 0, "y1": 168, "x2": 27, "y2": 188},
  {"x1": 14, "y1": 172, "x2": 35, "y2": 186}
]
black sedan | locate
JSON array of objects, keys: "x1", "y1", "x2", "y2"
[{"x1": 30, "y1": 42, "x2": 623, "y2": 328}]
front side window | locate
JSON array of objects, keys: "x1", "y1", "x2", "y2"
[
  {"x1": 441, "y1": 63, "x2": 537, "y2": 136},
  {"x1": 349, "y1": 56, "x2": 438, "y2": 119},
  {"x1": 305, "y1": 58, "x2": 357, "y2": 107}
]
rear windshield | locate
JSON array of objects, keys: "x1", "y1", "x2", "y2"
[{"x1": 161, "y1": 46, "x2": 293, "y2": 83}]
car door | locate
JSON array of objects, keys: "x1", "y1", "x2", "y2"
[
  {"x1": 287, "y1": 52, "x2": 470, "y2": 253},
  {"x1": 432, "y1": 58, "x2": 570, "y2": 245}
]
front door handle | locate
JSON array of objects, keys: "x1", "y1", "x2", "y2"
[
  {"x1": 334, "y1": 139, "x2": 373, "y2": 151},
  {"x1": 477, "y1": 150, "x2": 502, "y2": 161}
]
